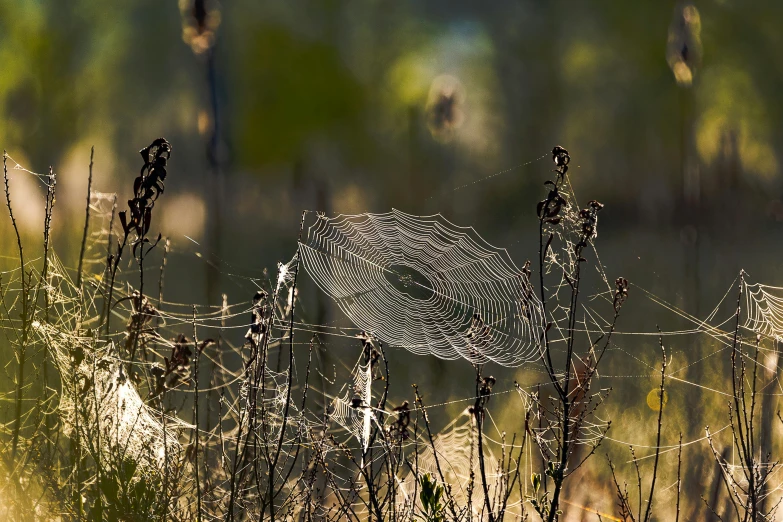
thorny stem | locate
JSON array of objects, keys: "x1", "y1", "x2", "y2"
[
  {"x1": 72, "y1": 333, "x2": 83, "y2": 516},
  {"x1": 3, "y1": 151, "x2": 26, "y2": 325},
  {"x1": 631, "y1": 446, "x2": 643, "y2": 522},
  {"x1": 538, "y1": 226, "x2": 561, "y2": 398},
  {"x1": 272, "y1": 338, "x2": 315, "y2": 507},
  {"x1": 546, "y1": 246, "x2": 582, "y2": 522},
  {"x1": 41, "y1": 167, "x2": 56, "y2": 458},
  {"x1": 254, "y1": 267, "x2": 286, "y2": 509},
  {"x1": 99, "y1": 194, "x2": 117, "y2": 333},
  {"x1": 749, "y1": 335, "x2": 763, "y2": 520},
  {"x1": 4, "y1": 155, "x2": 55, "y2": 515},
  {"x1": 729, "y1": 273, "x2": 758, "y2": 518},
  {"x1": 499, "y1": 429, "x2": 525, "y2": 521},
  {"x1": 193, "y1": 306, "x2": 202, "y2": 521},
  {"x1": 473, "y1": 368, "x2": 496, "y2": 522},
  {"x1": 158, "y1": 238, "x2": 169, "y2": 309},
  {"x1": 676, "y1": 433, "x2": 683, "y2": 522},
  {"x1": 92, "y1": 331, "x2": 103, "y2": 518},
  {"x1": 103, "y1": 231, "x2": 127, "y2": 338},
  {"x1": 642, "y1": 331, "x2": 667, "y2": 522},
  {"x1": 157, "y1": 237, "x2": 169, "y2": 520},
  {"x1": 5, "y1": 151, "x2": 27, "y2": 465},
  {"x1": 267, "y1": 211, "x2": 306, "y2": 520},
  {"x1": 76, "y1": 146, "x2": 94, "y2": 293},
  {"x1": 226, "y1": 367, "x2": 249, "y2": 521}
]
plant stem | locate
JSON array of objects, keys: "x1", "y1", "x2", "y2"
[
  {"x1": 76, "y1": 146, "x2": 94, "y2": 294},
  {"x1": 193, "y1": 305, "x2": 202, "y2": 521}
]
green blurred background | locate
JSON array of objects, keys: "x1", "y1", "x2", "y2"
[
  {"x1": 1, "y1": 0, "x2": 782, "y2": 516},
  {"x1": 1, "y1": 0, "x2": 781, "y2": 293}
]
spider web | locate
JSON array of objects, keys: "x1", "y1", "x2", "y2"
[
  {"x1": 299, "y1": 209, "x2": 545, "y2": 367},
  {"x1": 38, "y1": 192, "x2": 188, "y2": 473},
  {"x1": 743, "y1": 281, "x2": 783, "y2": 342},
  {"x1": 6, "y1": 150, "x2": 783, "y2": 519},
  {"x1": 329, "y1": 353, "x2": 375, "y2": 452}
]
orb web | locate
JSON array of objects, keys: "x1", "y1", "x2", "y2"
[
  {"x1": 743, "y1": 280, "x2": 783, "y2": 341},
  {"x1": 299, "y1": 210, "x2": 545, "y2": 367}
]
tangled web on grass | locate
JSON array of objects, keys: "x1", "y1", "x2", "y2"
[
  {"x1": 299, "y1": 209, "x2": 545, "y2": 367},
  {"x1": 35, "y1": 194, "x2": 188, "y2": 473},
  {"x1": 397, "y1": 412, "x2": 504, "y2": 512},
  {"x1": 330, "y1": 351, "x2": 376, "y2": 451}
]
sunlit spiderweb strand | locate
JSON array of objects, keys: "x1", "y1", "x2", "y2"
[{"x1": 299, "y1": 209, "x2": 545, "y2": 367}]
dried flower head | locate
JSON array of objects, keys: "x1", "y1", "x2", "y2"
[
  {"x1": 179, "y1": 0, "x2": 222, "y2": 55},
  {"x1": 667, "y1": 2, "x2": 702, "y2": 87},
  {"x1": 613, "y1": 277, "x2": 629, "y2": 312}
]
